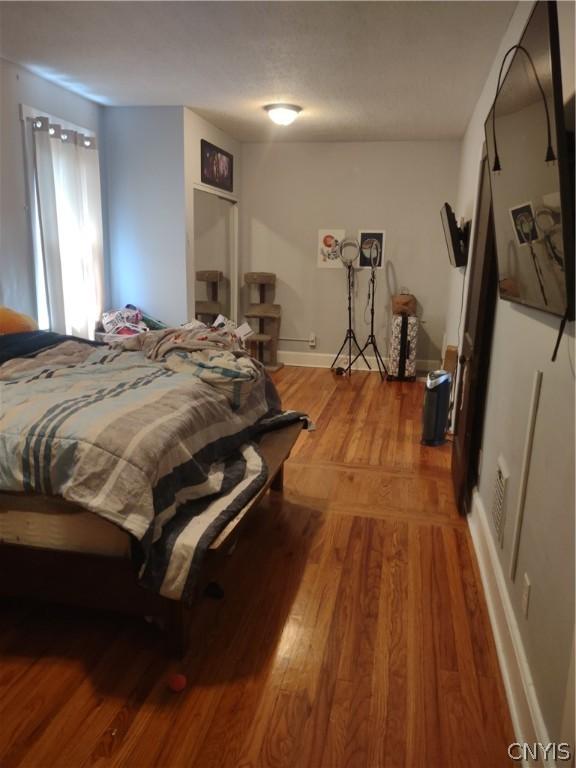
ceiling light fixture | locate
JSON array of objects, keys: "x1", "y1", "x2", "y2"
[{"x1": 264, "y1": 104, "x2": 302, "y2": 126}]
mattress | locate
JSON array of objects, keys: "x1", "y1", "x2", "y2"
[
  {"x1": 0, "y1": 505, "x2": 131, "y2": 557},
  {"x1": 0, "y1": 329, "x2": 279, "y2": 601}
]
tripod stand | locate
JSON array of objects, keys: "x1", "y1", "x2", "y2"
[
  {"x1": 351, "y1": 266, "x2": 388, "y2": 380},
  {"x1": 331, "y1": 264, "x2": 371, "y2": 375}
]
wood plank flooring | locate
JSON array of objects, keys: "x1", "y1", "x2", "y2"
[{"x1": 0, "y1": 368, "x2": 514, "y2": 767}]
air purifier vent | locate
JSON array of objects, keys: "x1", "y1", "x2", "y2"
[{"x1": 492, "y1": 457, "x2": 509, "y2": 546}]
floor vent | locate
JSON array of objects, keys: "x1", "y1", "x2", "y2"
[{"x1": 492, "y1": 457, "x2": 509, "y2": 547}]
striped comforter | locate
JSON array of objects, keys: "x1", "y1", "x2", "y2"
[{"x1": 0, "y1": 335, "x2": 300, "y2": 601}]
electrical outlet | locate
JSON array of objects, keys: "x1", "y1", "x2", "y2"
[
  {"x1": 308, "y1": 332, "x2": 316, "y2": 348},
  {"x1": 522, "y1": 573, "x2": 531, "y2": 618}
]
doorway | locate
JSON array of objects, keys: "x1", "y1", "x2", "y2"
[
  {"x1": 193, "y1": 189, "x2": 238, "y2": 321},
  {"x1": 452, "y1": 156, "x2": 498, "y2": 515}
]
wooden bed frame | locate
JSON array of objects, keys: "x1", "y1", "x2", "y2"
[{"x1": 0, "y1": 422, "x2": 302, "y2": 656}]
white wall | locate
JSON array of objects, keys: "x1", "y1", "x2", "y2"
[
  {"x1": 240, "y1": 141, "x2": 460, "y2": 365},
  {"x1": 0, "y1": 58, "x2": 101, "y2": 317},
  {"x1": 102, "y1": 106, "x2": 188, "y2": 326},
  {"x1": 444, "y1": 0, "x2": 575, "y2": 746}
]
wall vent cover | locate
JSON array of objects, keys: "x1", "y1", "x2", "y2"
[{"x1": 492, "y1": 456, "x2": 509, "y2": 547}]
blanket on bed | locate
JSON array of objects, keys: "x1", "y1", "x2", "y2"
[
  {"x1": 0, "y1": 330, "x2": 102, "y2": 365},
  {"x1": 114, "y1": 325, "x2": 241, "y2": 358},
  {"x1": 0, "y1": 332, "x2": 304, "y2": 601},
  {"x1": 113, "y1": 327, "x2": 262, "y2": 410}
]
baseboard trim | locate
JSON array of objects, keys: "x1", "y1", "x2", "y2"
[
  {"x1": 468, "y1": 489, "x2": 553, "y2": 767},
  {"x1": 277, "y1": 350, "x2": 439, "y2": 372}
]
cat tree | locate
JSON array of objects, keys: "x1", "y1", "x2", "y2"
[
  {"x1": 244, "y1": 272, "x2": 282, "y2": 372},
  {"x1": 195, "y1": 270, "x2": 223, "y2": 323}
]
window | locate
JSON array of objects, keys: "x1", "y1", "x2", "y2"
[{"x1": 22, "y1": 106, "x2": 104, "y2": 339}]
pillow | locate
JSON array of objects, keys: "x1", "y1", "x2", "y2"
[{"x1": 0, "y1": 307, "x2": 38, "y2": 335}]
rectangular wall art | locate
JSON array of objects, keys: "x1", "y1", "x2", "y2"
[
  {"x1": 201, "y1": 139, "x2": 234, "y2": 193},
  {"x1": 358, "y1": 230, "x2": 385, "y2": 268},
  {"x1": 317, "y1": 229, "x2": 345, "y2": 268}
]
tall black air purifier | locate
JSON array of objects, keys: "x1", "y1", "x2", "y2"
[{"x1": 421, "y1": 370, "x2": 452, "y2": 446}]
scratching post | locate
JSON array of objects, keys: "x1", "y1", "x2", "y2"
[
  {"x1": 195, "y1": 270, "x2": 223, "y2": 322},
  {"x1": 244, "y1": 272, "x2": 283, "y2": 372}
]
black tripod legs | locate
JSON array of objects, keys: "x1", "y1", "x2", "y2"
[
  {"x1": 351, "y1": 335, "x2": 388, "y2": 380},
  {"x1": 330, "y1": 335, "x2": 350, "y2": 370},
  {"x1": 350, "y1": 334, "x2": 372, "y2": 371},
  {"x1": 372, "y1": 342, "x2": 388, "y2": 380},
  {"x1": 331, "y1": 330, "x2": 370, "y2": 374}
]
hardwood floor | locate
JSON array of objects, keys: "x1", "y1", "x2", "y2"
[{"x1": 0, "y1": 368, "x2": 514, "y2": 767}]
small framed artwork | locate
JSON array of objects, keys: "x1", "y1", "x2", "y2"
[
  {"x1": 509, "y1": 203, "x2": 538, "y2": 246},
  {"x1": 358, "y1": 230, "x2": 385, "y2": 268},
  {"x1": 318, "y1": 229, "x2": 345, "y2": 268},
  {"x1": 201, "y1": 139, "x2": 234, "y2": 193}
]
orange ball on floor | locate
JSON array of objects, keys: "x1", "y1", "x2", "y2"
[{"x1": 167, "y1": 673, "x2": 187, "y2": 692}]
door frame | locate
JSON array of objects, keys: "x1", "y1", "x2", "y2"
[{"x1": 452, "y1": 151, "x2": 498, "y2": 515}]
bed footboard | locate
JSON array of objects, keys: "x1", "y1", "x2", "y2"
[{"x1": 0, "y1": 422, "x2": 303, "y2": 657}]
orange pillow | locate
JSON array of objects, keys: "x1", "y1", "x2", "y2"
[{"x1": 0, "y1": 307, "x2": 38, "y2": 334}]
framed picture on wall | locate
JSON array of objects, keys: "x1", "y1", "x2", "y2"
[
  {"x1": 317, "y1": 229, "x2": 345, "y2": 268},
  {"x1": 508, "y1": 202, "x2": 537, "y2": 246},
  {"x1": 358, "y1": 230, "x2": 385, "y2": 268},
  {"x1": 201, "y1": 139, "x2": 234, "y2": 193}
]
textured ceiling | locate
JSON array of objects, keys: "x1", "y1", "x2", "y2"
[{"x1": 0, "y1": 1, "x2": 517, "y2": 141}]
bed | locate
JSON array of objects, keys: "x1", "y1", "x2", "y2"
[{"x1": 0, "y1": 329, "x2": 305, "y2": 654}]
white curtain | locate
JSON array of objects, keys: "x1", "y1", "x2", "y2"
[{"x1": 30, "y1": 116, "x2": 104, "y2": 339}]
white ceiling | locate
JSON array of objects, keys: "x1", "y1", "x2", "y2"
[{"x1": 0, "y1": 1, "x2": 517, "y2": 142}]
